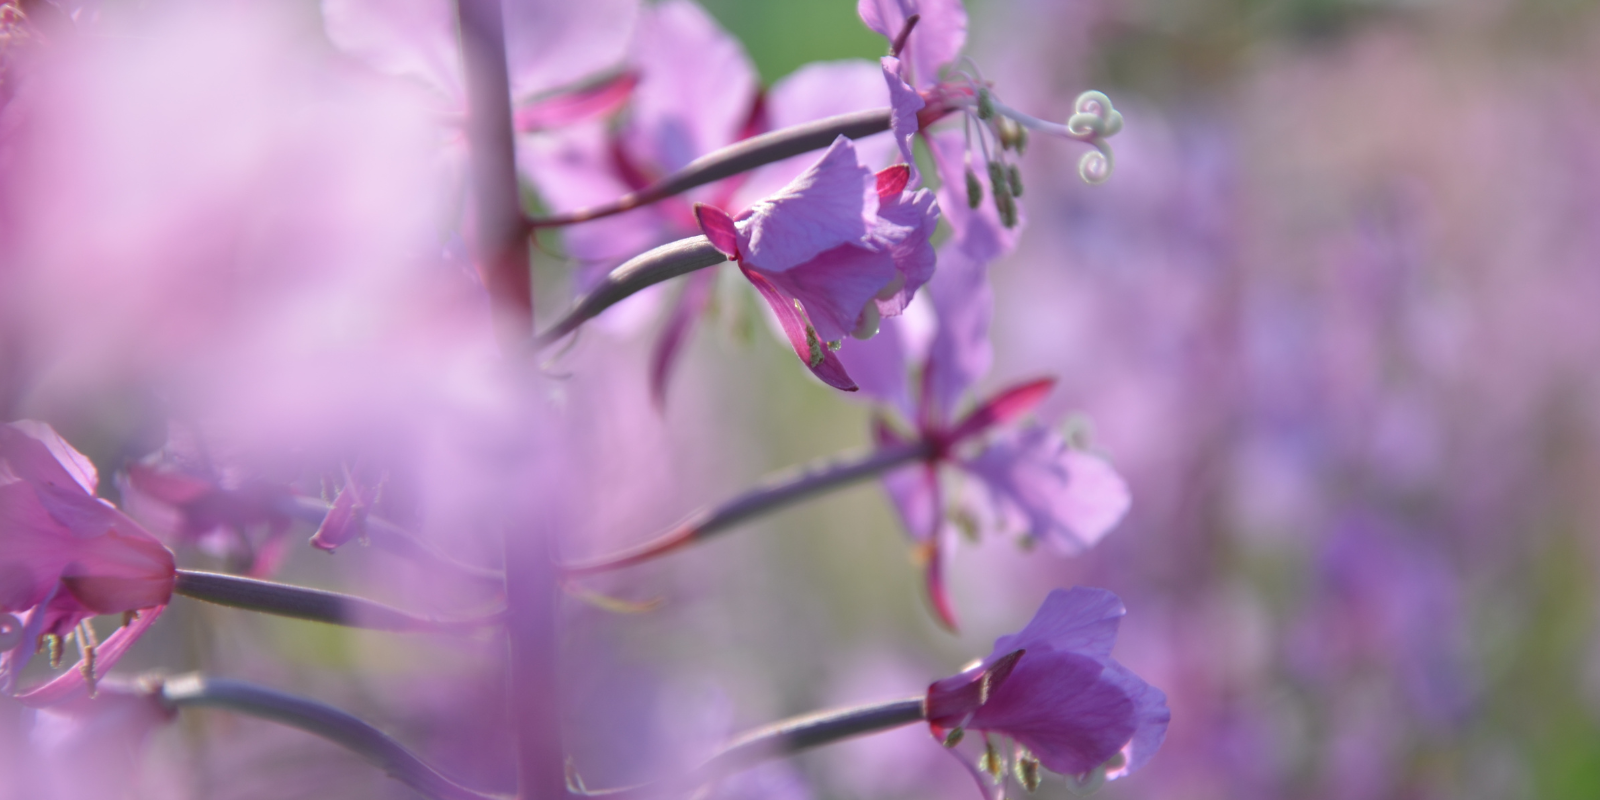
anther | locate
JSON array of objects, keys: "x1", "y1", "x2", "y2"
[
  {"x1": 942, "y1": 727, "x2": 966, "y2": 748},
  {"x1": 1015, "y1": 748, "x2": 1042, "y2": 792},
  {"x1": 976, "y1": 88, "x2": 996, "y2": 121},
  {"x1": 965, "y1": 168, "x2": 983, "y2": 209},
  {"x1": 1007, "y1": 164, "x2": 1024, "y2": 198}
]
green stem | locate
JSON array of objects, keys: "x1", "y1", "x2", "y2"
[
  {"x1": 534, "y1": 236, "x2": 727, "y2": 349},
  {"x1": 527, "y1": 108, "x2": 894, "y2": 229},
  {"x1": 172, "y1": 570, "x2": 502, "y2": 633},
  {"x1": 564, "y1": 439, "x2": 932, "y2": 575},
  {"x1": 575, "y1": 696, "x2": 927, "y2": 797},
  {"x1": 161, "y1": 674, "x2": 509, "y2": 800}
]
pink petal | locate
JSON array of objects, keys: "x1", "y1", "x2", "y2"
[
  {"x1": 623, "y1": 0, "x2": 758, "y2": 173},
  {"x1": 15, "y1": 605, "x2": 167, "y2": 708},
  {"x1": 880, "y1": 56, "x2": 925, "y2": 167},
  {"x1": 321, "y1": 0, "x2": 465, "y2": 102}
]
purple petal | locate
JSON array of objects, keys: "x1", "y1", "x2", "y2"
[
  {"x1": 733, "y1": 64, "x2": 896, "y2": 208},
  {"x1": 758, "y1": 244, "x2": 897, "y2": 343},
  {"x1": 837, "y1": 315, "x2": 913, "y2": 414},
  {"x1": 1099, "y1": 661, "x2": 1171, "y2": 780},
  {"x1": 648, "y1": 269, "x2": 717, "y2": 408},
  {"x1": 623, "y1": 0, "x2": 758, "y2": 174},
  {"x1": 517, "y1": 124, "x2": 672, "y2": 267},
  {"x1": 736, "y1": 136, "x2": 877, "y2": 273},
  {"x1": 871, "y1": 186, "x2": 939, "y2": 316},
  {"x1": 504, "y1": 0, "x2": 638, "y2": 101},
  {"x1": 971, "y1": 650, "x2": 1139, "y2": 777},
  {"x1": 880, "y1": 56, "x2": 925, "y2": 168},
  {"x1": 322, "y1": 0, "x2": 464, "y2": 102},
  {"x1": 739, "y1": 265, "x2": 858, "y2": 391},
  {"x1": 857, "y1": 0, "x2": 967, "y2": 89},
  {"x1": 992, "y1": 587, "x2": 1125, "y2": 661},
  {"x1": 924, "y1": 232, "x2": 993, "y2": 422},
  {"x1": 961, "y1": 426, "x2": 1132, "y2": 554},
  {"x1": 879, "y1": 459, "x2": 941, "y2": 544}
]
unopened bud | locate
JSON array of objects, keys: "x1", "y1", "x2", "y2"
[
  {"x1": 996, "y1": 191, "x2": 1018, "y2": 228},
  {"x1": 966, "y1": 168, "x2": 983, "y2": 208},
  {"x1": 1008, "y1": 164, "x2": 1024, "y2": 197},
  {"x1": 1015, "y1": 749, "x2": 1042, "y2": 792},
  {"x1": 942, "y1": 727, "x2": 966, "y2": 748},
  {"x1": 977, "y1": 87, "x2": 995, "y2": 121}
]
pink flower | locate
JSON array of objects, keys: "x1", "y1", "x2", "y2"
[
  {"x1": 0, "y1": 421, "x2": 173, "y2": 701},
  {"x1": 694, "y1": 137, "x2": 938, "y2": 391},
  {"x1": 926, "y1": 588, "x2": 1168, "y2": 797}
]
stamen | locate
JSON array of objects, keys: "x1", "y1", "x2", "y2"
[
  {"x1": 41, "y1": 631, "x2": 62, "y2": 668},
  {"x1": 76, "y1": 619, "x2": 100, "y2": 697},
  {"x1": 0, "y1": 613, "x2": 21, "y2": 651}
]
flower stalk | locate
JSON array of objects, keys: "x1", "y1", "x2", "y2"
[
  {"x1": 574, "y1": 696, "x2": 926, "y2": 797},
  {"x1": 161, "y1": 674, "x2": 508, "y2": 800},
  {"x1": 527, "y1": 108, "x2": 896, "y2": 229},
  {"x1": 172, "y1": 570, "x2": 502, "y2": 633},
  {"x1": 563, "y1": 439, "x2": 933, "y2": 575},
  {"x1": 534, "y1": 236, "x2": 729, "y2": 349}
]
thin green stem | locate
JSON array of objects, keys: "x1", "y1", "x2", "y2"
[
  {"x1": 172, "y1": 570, "x2": 502, "y2": 633},
  {"x1": 527, "y1": 108, "x2": 894, "y2": 229},
  {"x1": 534, "y1": 236, "x2": 727, "y2": 349},
  {"x1": 564, "y1": 439, "x2": 932, "y2": 575},
  {"x1": 161, "y1": 674, "x2": 509, "y2": 800}
]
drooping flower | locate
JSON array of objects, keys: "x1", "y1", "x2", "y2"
[
  {"x1": 520, "y1": 0, "x2": 909, "y2": 403},
  {"x1": 859, "y1": 0, "x2": 1121, "y2": 248},
  {"x1": 838, "y1": 225, "x2": 1128, "y2": 629},
  {"x1": 0, "y1": 421, "x2": 173, "y2": 701},
  {"x1": 694, "y1": 137, "x2": 938, "y2": 391},
  {"x1": 925, "y1": 587, "x2": 1169, "y2": 797},
  {"x1": 120, "y1": 460, "x2": 294, "y2": 576}
]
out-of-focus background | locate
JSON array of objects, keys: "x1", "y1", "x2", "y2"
[
  {"x1": 7, "y1": 0, "x2": 1600, "y2": 798},
  {"x1": 657, "y1": 1, "x2": 1600, "y2": 798}
]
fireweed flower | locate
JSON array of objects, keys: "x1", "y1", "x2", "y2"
[
  {"x1": 839, "y1": 237, "x2": 1129, "y2": 629},
  {"x1": 859, "y1": 0, "x2": 1122, "y2": 244},
  {"x1": 694, "y1": 137, "x2": 938, "y2": 391},
  {"x1": 926, "y1": 587, "x2": 1169, "y2": 798},
  {"x1": 0, "y1": 422, "x2": 173, "y2": 701},
  {"x1": 521, "y1": 0, "x2": 907, "y2": 402}
]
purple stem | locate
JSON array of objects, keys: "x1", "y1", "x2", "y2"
[{"x1": 564, "y1": 439, "x2": 933, "y2": 575}]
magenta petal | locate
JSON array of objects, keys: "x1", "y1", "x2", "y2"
[
  {"x1": 513, "y1": 71, "x2": 638, "y2": 132},
  {"x1": 695, "y1": 203, "x2": 741, "y2": 259},
  {"x1": 961, "y1": 426, "x2": 1131, "y2": 554},
  {"x1": 880, "y1": 56, "x2": 925, "y2": 167},
  {"x1": 923, "y1": 539, "x2": 958, "y2": 632},
  {"x1": 736, "y1": 136, "x2": 876, "y2": 273},
  {"x1": 1099, "y1": 661, "x2": 1171, "y2": 779},
  {"x1": 649, "y1": 269, "x2": 717, "y2": 408},
  {"x1": 992, "y1": 587, "x2": 1125, "y2": 660},
  {"x1": 758, "y1": 244, "x2": 896, "y2": 343},
  {"x1": 740, "y1": 265, "x2": 858, "y2": 391},
  {"x1": 947, "y1": 377, "x2": 1057, "y2": 444}
]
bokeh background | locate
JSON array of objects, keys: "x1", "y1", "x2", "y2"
[{"x1": 6, "y1": 0, "x2": 1600, "y2": 799}]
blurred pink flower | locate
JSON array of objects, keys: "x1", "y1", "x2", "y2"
[{"x1": 0, "y1": 421, "x2": 172, "y2": 700}]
